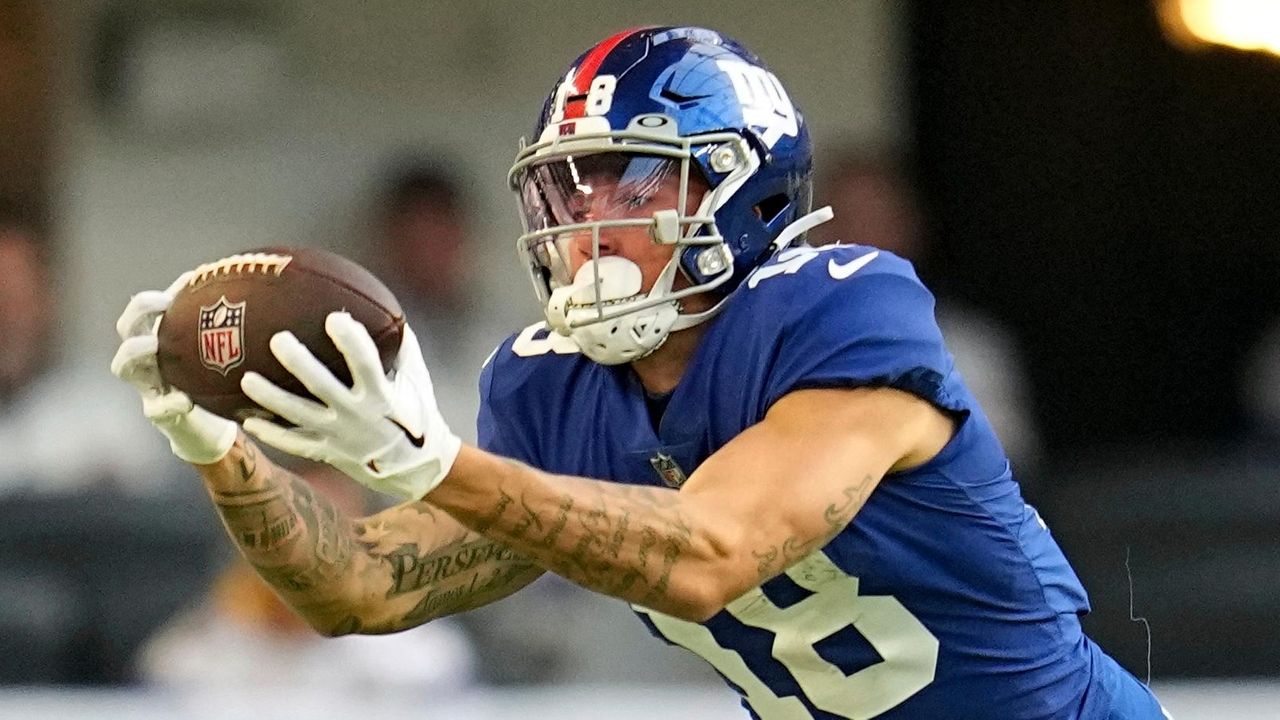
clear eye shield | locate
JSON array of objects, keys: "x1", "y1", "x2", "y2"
[
  {"x1": 522, "y1": 153, "x2": 679, "y2": 228},
  {"x1": 515, "y1": 152, "x2": 712, "y2": 297}
]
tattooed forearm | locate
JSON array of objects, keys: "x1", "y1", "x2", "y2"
[
  {"x1": 196, "y1": 435, "x2": 542, "y2": 635},
  {"x1": 643, "y1": 518, "x2": 692, "y2": 605},
  {"x1": 371, "y1": 525, "x2": 536, "y2": 627},
  {"x1": 206, "y1": 442, "x2": 357, "y2": 600},
  {"x1": 513, "y1": 493, "x2": 544, "y2": 538},
  {"x1": 331, "y1": 615, "x2": 363, "y2": 635},
  {"x1": 606, "y1": 509, "x2": 630, "y2": 559},
  {"x1": 236, "y1": 440, "x2": 259, "y2": 481},
  {"x1": 384, "y1": 538, "x2": 521, "y2": 596},
  {"x1": 637, "y1": 526, "x2": 659, "y2": 568},
  {"x1": 399, "y1": 560, "x2": 534, "y2": 625},
  {"x1": 474, "y1": 490, "x2": 513, "y2": 533},
  {"x1": 541, "y1": 497, "x2": 574, "y2": 549},
  {"x1": 428, "y1": 457, "x2": 713, "y2": 616}
]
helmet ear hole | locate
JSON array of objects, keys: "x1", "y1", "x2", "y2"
[{"x1": 754, "y1": 193, "x2": 790, "y2": 224}]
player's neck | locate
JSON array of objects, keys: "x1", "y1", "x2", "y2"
[
  {"x1": 628, "y1": 286, "x2": 719, "y2": 395},
  {"x1": 630, "y1": 321, "x2": 707, "y2": 396}
]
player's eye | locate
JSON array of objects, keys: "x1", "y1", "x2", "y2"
[
  {"x1": 563, "y1": 192, "x2": 590, "y2": 222},
  {"x1": 626, "y1": 193, "x2": 650, "y2": 210}
]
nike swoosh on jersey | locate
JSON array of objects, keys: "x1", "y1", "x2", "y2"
[
  {"x1": 386, "y1": 416, "x2": 426, "y2": 448},
  {"x1": 827, "y1": 250, "x2": 880, "y2": 280}
]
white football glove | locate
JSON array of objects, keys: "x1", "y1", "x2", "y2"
[
  {"x1": 239, "y1": 311, "x2": 461, "y2": 500},
  {"x1": 110, "y1": 272, "x2": 238, "y2": 465}
]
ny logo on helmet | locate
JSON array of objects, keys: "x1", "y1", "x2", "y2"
[
  {"x1": 198, "y1": 296, "x2": 246, "y2": 375},
  {"x1": 716, "y1": 60, "x2": 798, "y2": 148}
]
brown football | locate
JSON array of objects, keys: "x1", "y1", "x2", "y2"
[{"x1": 156, "y1": 246, "x2": 404, "y2": 423}]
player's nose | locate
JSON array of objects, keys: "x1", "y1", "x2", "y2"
[{"x1": 572, "y1": 229, "x2": 616, "y2": 259}]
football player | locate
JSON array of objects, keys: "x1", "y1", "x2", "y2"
[{"x1": 113, "y1": 26, "x2": 1171, "y2": 719}]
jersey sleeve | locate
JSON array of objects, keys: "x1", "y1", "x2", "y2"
[{"x1": 762, "y1": 266, "x2": 964, "y2": 415}]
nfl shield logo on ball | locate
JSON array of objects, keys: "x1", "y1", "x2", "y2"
[{"x1": 198, "y1": 296, "x2": 246, "y2": 375}]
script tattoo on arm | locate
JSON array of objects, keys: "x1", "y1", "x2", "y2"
[
  {"x1": 197, "y1": 436, "x2": 542, "y2": 635},
  {"x1": 751, "y1": 474, "x2": 877, "y2": 582},
  {"x1": 432, "y1": 457, "x2": 702, "y2": 614},
  {"x1": 362, "y1": 506, "x2": 540, "y2": 627}
]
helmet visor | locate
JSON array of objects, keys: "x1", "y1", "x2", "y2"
[
  {"x1": 516, "y1": 152, "x2": 697, "y2": 294},
  {"x1": 517, "y1": 153, "x2": 685, "y2": 230}
]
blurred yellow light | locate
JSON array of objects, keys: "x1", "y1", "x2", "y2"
[{"x1": 1168, "y1": 0, "x2": 1280, "y2": 56}]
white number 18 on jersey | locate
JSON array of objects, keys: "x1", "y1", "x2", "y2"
[{"x1": 635, "y1": 551, "x2": 937, "y2": 719}]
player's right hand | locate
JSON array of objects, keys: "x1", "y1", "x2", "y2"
[
  {"x1": 239, "y1": 313, "x2": 462, "y2": 500},
  {"x1": 110, "y1": 272, "x2": 237, "y2": 465}
]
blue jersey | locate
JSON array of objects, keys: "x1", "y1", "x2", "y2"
[{"x1": 477, "y1": 245, "x2": 1165, "y2": 719}]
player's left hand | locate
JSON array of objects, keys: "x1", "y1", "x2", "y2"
[
  {"x1": 239, "y1": 311, "x2": 462, "y2": 500},
  {"x1": 111, "y1": 271, "x2": 239, "y2": 465}
]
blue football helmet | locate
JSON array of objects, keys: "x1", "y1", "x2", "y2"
[{"x1": 509, "y1": 26, "x2": 817, "y2": 364}]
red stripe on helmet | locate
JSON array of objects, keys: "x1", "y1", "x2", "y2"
[
  {"x1": 565, "y1": 98, "x2": 587, "y2": 119},
  {"x1": 565, "y1": 26, "x2": 651, "y2": 119}
]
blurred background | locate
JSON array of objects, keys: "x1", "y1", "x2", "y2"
[{"x1": 0, "y1": 0, "x2": 1276, "y2": 718}]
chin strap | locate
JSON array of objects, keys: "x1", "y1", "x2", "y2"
[
  {"x1": 670, "y1": 205, "x2": 836, "y2": 332},
  {"x1": 766, "y1": 205, "x2": 835, "y2": 254},
  {"x1": 669, "y1": 296, "x2": 724, "y2": 332}
]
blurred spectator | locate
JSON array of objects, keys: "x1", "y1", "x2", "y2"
[
  {"x1": 138, "y1": 463, "x2": 476, "y2": 691},
  {"x1": 363, "y1": 160, "x2": 515, "y2": 444},
  {"x1": 0, "y1": 209, "x2": 180, "y2": 495},
  {"x1": 812, "y1": 147, "x2": 1042, "y2": 474}
]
